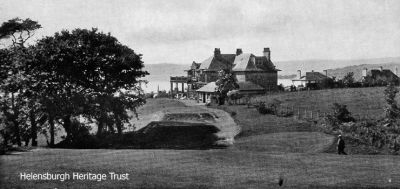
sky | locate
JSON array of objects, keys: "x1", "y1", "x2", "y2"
[{"x1": 1, "y1": 0, "x2": 400, "y2": 64}]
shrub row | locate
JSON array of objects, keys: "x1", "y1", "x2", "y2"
[{"x1": 256, "y1": 101, "x2": 294, "y2": 117}]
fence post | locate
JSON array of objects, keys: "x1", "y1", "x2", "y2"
[
  {"x1": 298, "y1": 108, "x2": 301, "y2": 119},
  {"x1": 304, "y1": 109, "x2": 307, "y2": 119}
]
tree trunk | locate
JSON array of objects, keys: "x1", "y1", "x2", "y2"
[
  {"x1": 29, "y1": 109, "x2": 37, "y2": 146},
  {"x1": 49, "y1": 114, "x2": 55, "y2": 147},
  {"x1": 107, "y1": 123, "x2": 115, "y2": 134},
  {"x1": 11, "y1": 93, "x2": 22, "y2": 146},
  {"x1": 63, "y1": 115, "x2": 72, "y2": 141},
  {"x1": 97, "y1": 118, "x2": 104, "y2": 137},
  {"x1": 12, "y1": 120, "x2": 21, "y2": 146},
  {"x1": 115, "y1": 116, "x2": 122, "y2": 135}
]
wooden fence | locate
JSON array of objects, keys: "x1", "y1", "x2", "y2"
[{"x1": 229, "y1": 98, "x2": 385, "y2": 121}]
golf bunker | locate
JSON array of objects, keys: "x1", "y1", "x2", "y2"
[
  {"x1": 135, "y1": 111, "x2": 238, "y2": 149},
  {"x1": 136, "y1": 121, "x2": 222, "y2": 149}
]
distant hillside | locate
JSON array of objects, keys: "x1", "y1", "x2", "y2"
[
  {"x1": 327, "y1": 62, "x2": 400, "y2": 81},
  {"x1": 143, "y1": 57, "x2": 400, "y2": 82},
  {"x1": 274, "y1": 57, "x2": 400, "y2": 76}
]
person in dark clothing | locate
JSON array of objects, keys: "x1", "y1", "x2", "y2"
[{"x1": 337, "y1": 135, "x2": 347, "y2": 155}]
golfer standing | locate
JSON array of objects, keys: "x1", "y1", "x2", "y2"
[{"x1": 337, "y1": 135, "x2": 347, "y2": 155}]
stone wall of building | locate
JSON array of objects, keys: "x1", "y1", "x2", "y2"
[
  {"x1": 244, "y1": 71, "x2": 277, "y2": 90},
  {"x1": 236, "y1": 73, "x2": 246, "y2": 82},
  {"x1": 201, "y1": 70, "x2": 278, "y2": 91},
  {"x1": 201, "y1": 71, "x2": 219, "y2": 83}
]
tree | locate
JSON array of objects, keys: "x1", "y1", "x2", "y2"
[
  {"x1": 384, "y1": 82, "x2": 400, "y2": 121},
  {"x1": 215, "y1": 70, "x2": 239, "y2": 105},
  {"x1": 31, "y1": 28, "x2": 148, "y2": 140},
  {"x1": 343, "y1": 72, "x2": 355, "y2": 87},
  {"x1": 326, "y1": 103, "x2": 355, "y2": 129},
  {"x1": 0, "y1": 18, "x2": 41, "y2": 47},
  {"x1": 0, "y1": 18, "x2": 42, "y2": 146}
]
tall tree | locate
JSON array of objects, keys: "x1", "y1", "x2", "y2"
[
  {"x1": 384, "y1": 82, "x2": 400, "y2": 121},
  {"x1": 343, "y1": 72, "x2": 355, "y2": 87},
  {"x1": 0, "y1": 18, "x2": 41, "y2": 47},
  {"x1": 0, "y1": 18, "x2": 42, "y2": 146},
  {"x1": 31, "y1": 28, "x2": 148, "y2": 139},
  {"x1": 216, "y1": 70, "x2": 239, "y2": 105}
]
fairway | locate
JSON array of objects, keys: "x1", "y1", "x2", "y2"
[
  {"x1": 1, "y1": 146, "x2": 400, "y2": 188},
  {"x1": 2, "y1": 97, "x2": 400, "y2": 188}
]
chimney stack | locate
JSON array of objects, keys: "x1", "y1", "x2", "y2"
[
  {"x1": 214, "y1": 48, "x2": 221, "y2": 56},
  {"x1": 236, "y1": 48, "x2": 243, "y2": 55},
  {"x1": 297, "y1": 70, "x2": 301, "y2": 79},
  {"x1": 263, "y1": 47, "x2": 271, "y2": 61},
  {"x1": 324, "y1": 70, "x2": 328, "y2": 77},
  {"x1": 362, "y1": 68, "x2": 368, "y2": 78}
]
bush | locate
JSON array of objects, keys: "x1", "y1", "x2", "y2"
[
  {"x1": 0, "y1": 143, "x2": 7, "y2": 155},
  {"x1": 326, "y1": 103, "x2": 355, "y2": 126},
  {"x1": 384, "y1": 83, "x2": 400, "y2": 120},
  {"x1": 55, "y1": 120, "x2": 100, "y2": 149},
  {"x1": 277, "y1": 84, "x2": 284, "y2": 91},
  {"x1": 145, "y1": 92, "x2": 155, "y2": 99},
  {"x1": 257, "y1": 102, "x2": 275, "y2": 115},
  {"x1": 331, "y1": 119, "x2": 400, "y2": 154},
  {"x1": 155, "y1": 90, "x2": 170, "y2": 98},
  {"x1": 277, "y1": 109, "x2": 294, "y2": 117},
  {"x1": 230, "y1": 111, "x2": 237, "y2": 116}
]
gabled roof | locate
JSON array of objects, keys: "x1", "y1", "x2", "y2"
[
  {"x1": 199, "y1": 56, "x2": 214, "y2": 70},
  {"x1": 232, "y1": 53, "x2": 260, "y2": 71},
  {"x1": 292, "y1": 72, "x2": 331, "y2": 81},
  {"x1": 232, "y1": 54, "x2": 279, "y2": 72},
  {"x1": 196, "y1": 82, "x2": 217, "y2": 93},
  {"x1": 255, "y1": 56, "x2": 281, "y2": 71},
  {"x1": 238, "y1": 81, "x2": 264, "y2": 91},
  {"x1": 199, "y1": 54, "x2": 236, "y2": 70},
  {"x1": 305, "y1": 72, "x2": 329, "y2": 81},
  {"x1": 369, "y1": 69, "x2": 399, "y2": 79},
  {"x1": 190, "y1": 61, "x2": 201, "y2": 69}
]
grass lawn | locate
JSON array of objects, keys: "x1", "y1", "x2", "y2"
[
  {"x1": 2, "y1": 148, "x2": 400, "y2": 188},
  {"x1": 2, "y1": 95, "x2": 400, "y2": 188},
  {"x1": 215, "y1": 105, "x2": 317, "y2": 138},
  {"x1": 253, "y1": 87, "x2": 398, "y2": 119}
]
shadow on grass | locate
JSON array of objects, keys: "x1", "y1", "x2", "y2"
[
  {"x1": 54, "y1": 121, "x2": 227, "y2": 150},
  {"x1": 133, "y1": 121, "x2": 224, "y2": 150},
  {"x1": 0, "y1": 146, "x2": 35, "y2": 155}
]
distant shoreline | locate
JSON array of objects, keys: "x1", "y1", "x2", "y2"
[{"x1": 278, "y1": 74, "x2": 296, "y2": 79}]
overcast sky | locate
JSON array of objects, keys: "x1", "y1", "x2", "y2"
[{"x1": 1, "y1": 0, "x2": 399, "y2": 64}]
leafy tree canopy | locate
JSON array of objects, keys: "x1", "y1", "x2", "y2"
[
  {"x1": 30, "y1": 28, "x2": 149, "y2": 136},
  {"x1": 216, "y1": 70, "x2": 239, "y2": 105},
  {"x1": 0, "y1": 17, "x2": 41, "y2": 47},
  {"x1": 343, "y1": 72, "x2": 355, "y2": 87}
]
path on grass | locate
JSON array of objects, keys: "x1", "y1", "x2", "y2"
[
  {"x1": 182, "y1": 100, "x2": 241, "y2": 140},
  {"x1": 209, "y1": 103, "x2": 336, "y2": 153},
  {"x1": 234, "y1": 132, "x2": 335, "y2": 153}
]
